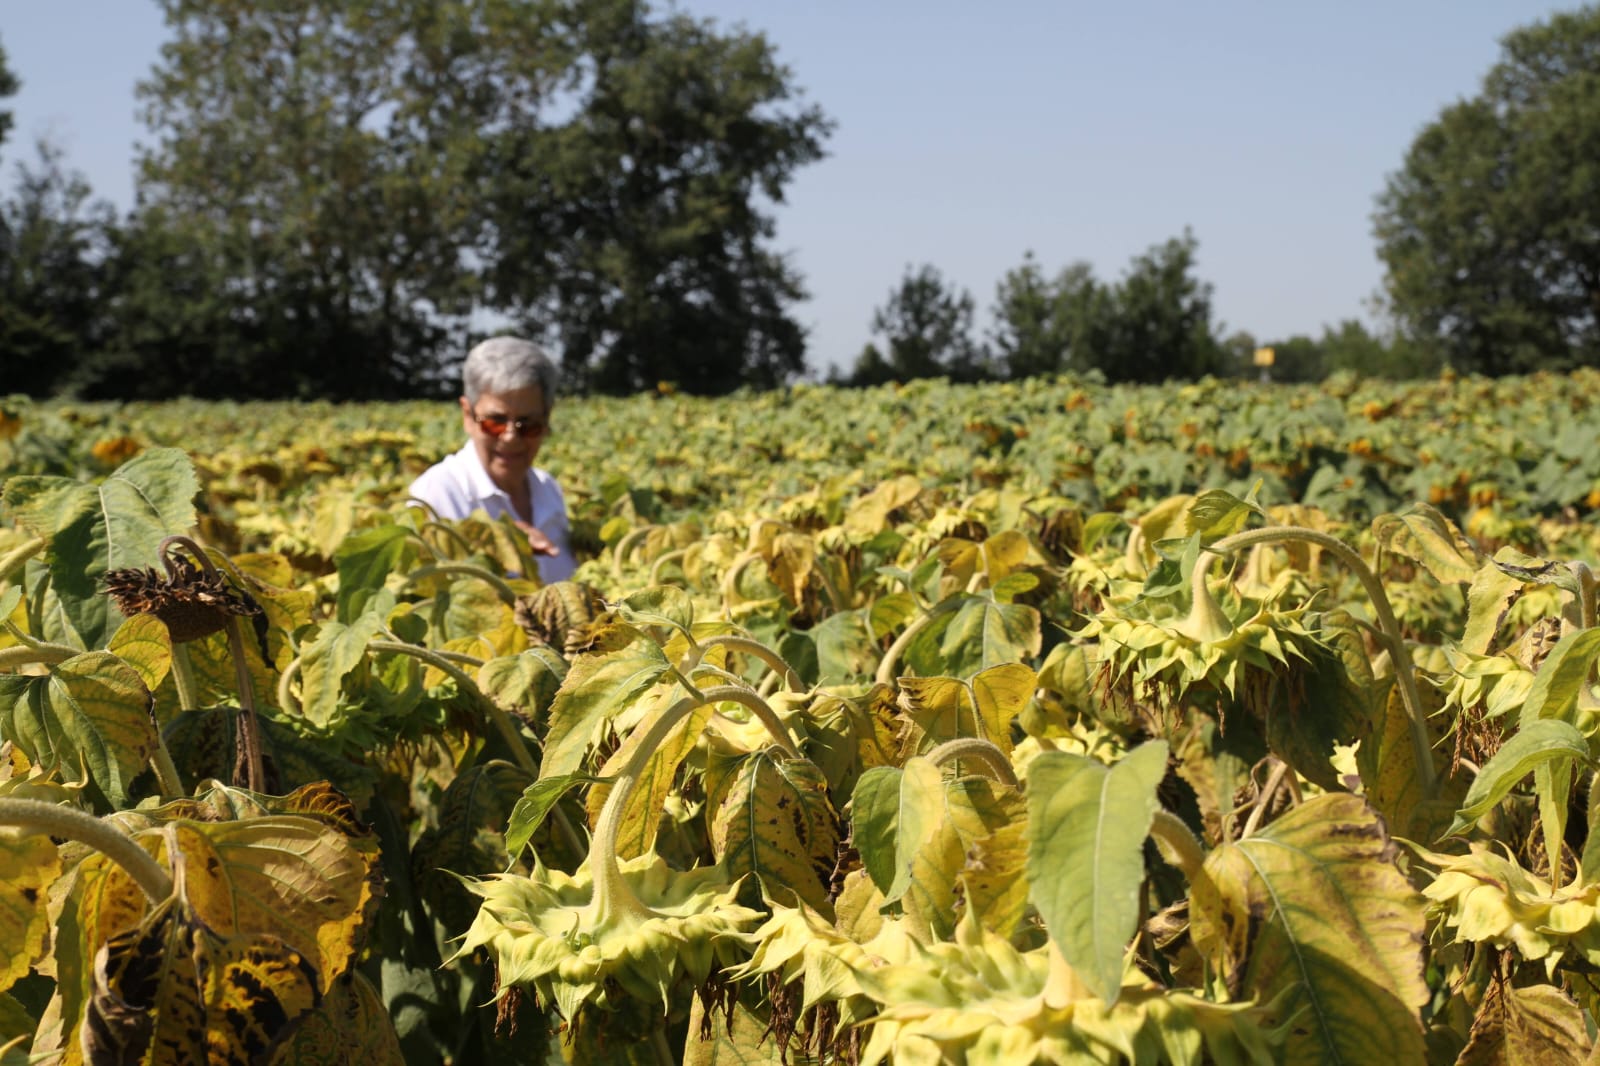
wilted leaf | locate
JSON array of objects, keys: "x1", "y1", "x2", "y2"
[
  {"x1": 80, "y1": 894, "x2": 322, "y2": 1066},
  {"x1": 1448, "y1": 719, "x2": 1590, "y2": 837},
  {"x1": 1518, "y1": 628, "x2": 1600, "y2": 727},
  {"x1": 0, "y1": 828, "x2": 57, "y2": 993},
  {"x1": 268, "y1": 971, "x2": 404, "y2": 1066},
  {"x1": 477, "y1": 646, "x2": 566, "y2": 722},
  {"x1": 1189, "y1": 792, "x2": 1429, "y2": 1064},
  {"x1": 1373, "y1": 503, "x2": 1483, "y2": 586},
  {"x1": 297, "y1": 615, "x2": 385, "y2": 729},
  {"x1": 107, "y1": 613, "x2": 174, "y2": 699},
  {"x1": 2, "y1": 447, "x2": 199, "y2": 649},
  {"x1": 587, "y1": 700, "x2": 711, "y2": 859},
  {"x1": 0, "y1": 651, "x2": 157, "y2": 805},
  {"x1": 1456, "y1": 980, "x2": 1589, "y2": 1066},
  {"x1": 1025, "y1": 741, "x2": 1168, "y2": 1004},
  {"x1": 541, "y1": 635, "x2": 671, "y2": 779},
  {"x1": 505, "y1": 772, "x2": 600, "y2": 860},
  {"x1": 711, "y1": 750, "x2": 838, "y2": 913}
]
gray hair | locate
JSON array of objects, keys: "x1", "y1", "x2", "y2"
[{"x1": 462, "y1": 337, "x2": 559, "y2": 410}]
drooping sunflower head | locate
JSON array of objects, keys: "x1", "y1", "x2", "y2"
[{"x1": 104, "y1": 552, "x2": 262, "y2": 644}]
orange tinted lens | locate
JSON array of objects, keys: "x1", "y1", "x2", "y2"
[{"x1": 478, "y1": 414, "x2": 511, "y2": 436}]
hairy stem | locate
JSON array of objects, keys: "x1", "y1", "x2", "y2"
[
  {"x1": 0, "y1": 642, "x2": 76, "y2": 669},
  {"x1": 0, "y1": 535, "x2": 46, "y2": 585},
  {"x1": 698, "y1": 634, "x2": 802, "y2": 691},
  {"x1": 402, "y1": 563, "x2": 517, "y2": 606},
  {"x1": 612, "y1": 525, "x2": 657, "y2": 578},
  {"x1": 1207, "y1": 525, "x2": 1436, "y2": 797},
  {"x1": 0, "y1": 798, "x2": 172, "y2": 903},
  {"x1": 1148, "y1": 810, "x2": 1205, "y2": 882},
  {"x1": 368, "y1": 640, "x2": 529, "y2": 771},
  {"x1": 925, "y1": 737, "x2": 1019, "y2": 786},
  {"x1": 647, "y1": 548, "x2": 687, "y2": 587},
  {"x1": 875, "y1": 599, "x2": 960, "y2": 688}
]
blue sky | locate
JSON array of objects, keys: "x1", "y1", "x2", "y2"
[{"x1": 0, "y1": 1, "x2": 1574, "y2": 375}]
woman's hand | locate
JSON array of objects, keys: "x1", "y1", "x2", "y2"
[{"x1": 514, "y1": 519, "x2": 560, "y2": 557}]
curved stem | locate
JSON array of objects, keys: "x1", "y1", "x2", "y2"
[
  {"x1": 0, "y1": 798, "x2": 172, "y2": 904},
  {"x1": 0, "y1": 642, "x2": 76, "y2": 670},
  {"x1": 612, "y1": 525, "x2": 656, "y2": 578},
  {"x1": 698, "y1": 635, "x2": 801, "y2": 691},
  {"x1": 1148, "y1": 810, "x2": 1204, "y2": 881},
  {"x1": 0, "y1": 534, "x2": 46, "y2": 585},
  {"x1": 277, "y1": 655, "x2": 304, "y2": 716},
  {"x1": 875, "y1": 599, "x2": 960, "y2": 688},
  {"x1": 1240, "y1": 760, "x2": 1289, "y2": 840},
  {"x1": 925, "y1": 737, "x2": 1019, "y2": 787},
  {"x1": 590, "y1": 692, "x2": 706, "y2": 923},
  {"x1": 401, "y1": 563, "x2": 517, "y2": 606},
  {"x1": 1207, "y1": 525, "x2": 1437, "y2": 797},
  {"x1": 368, "y1": 640, "x2": 532, "y2": 773},
  {"x1": 719, "y1": 551, "x2": 763, "y2": 606},
  {"x1": 647, "y1": 548, "x2": 687, "y2": 587},
  {"x1": 1573, "y1": 562, "x2": 1597, "y2": 632},
  {"x1": 420, "y1": 519, "x2": 475, "y2": 559},
  {"x1": 680, "y1": 683, "x2": 801, "y2": 759}
]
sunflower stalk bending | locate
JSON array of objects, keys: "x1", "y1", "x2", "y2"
[
  {"x1": 1204, "y1": 525, "x2": 1436, "y2": 797},
  {"x1": 0, "y1": 798, "x2": 172, "y2": 904}
]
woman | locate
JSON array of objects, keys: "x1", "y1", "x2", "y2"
[{"x1": 407, "y1": 336, "x2": 577, "y2": 583}]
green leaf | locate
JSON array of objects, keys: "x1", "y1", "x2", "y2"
[
  {"x1": 1189, "y1": 793, "x2": 1429, "y2": 1064},
  {"x1": 812, "y1": 608, "x2": 877, "y2": 685},
  {"x1": 1517, "y1": 627, "x2": 1600, "y2": 727},
  {"x1": 906, "y1": 594, "x2": 1040, "y2": 678},
  {"x1": 881, "y1": 757, "x2": 945, "y2": 905},
  {"x1": 505, "y1": 772, "x2": 601, "y2": 861},
  {"x1": 412, "y1": 761, "x2": 533, "y2": 935},
  {"x1": 332, "y1": 524, "x2": 412, "y2": 624},
  {"x1": 2, "y1": 447, "x2": 199, "y2": 649},
  {"x1": 1185, "y1": 487, "x2": 1261, "y2": 542},
  {"x1": 711, "y1": 750, "x2": 839, "y2": 913},
  {"x1": 477, "y1": 646, "x2": 567, "y2": 721},
  {"x1": 1025, "y1": 740, "x2": 1168, "y2": 1005},
  {"x1": 540, "y1": 635, "x2": 671, "y2": 779},
  {"x1": 298, "y1": 614, "x2": 385, "y2": 729},
  {"x1": 613, "y1": 586, "x2": 695, "y2": 637},
  {"x1": 0, "y1": 651, "x2": 158, "y2": 805},
  {"x1": 1448, "y1": 718, "x2": 1591, "y2": 836},
  {"x1": 1372, "y1": 503, "x2": 1482, "y2": 586},
  {"x1": 850, "y1": 766, "x2": 904, "y2": 895}
]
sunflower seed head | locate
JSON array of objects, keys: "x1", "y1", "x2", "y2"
[{"x1": 103, "y1": 554, "x2": 262, "y2": 644}]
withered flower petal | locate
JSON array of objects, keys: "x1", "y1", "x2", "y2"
[{"x1": 104, "y1": 554, "x2": 263, "y2": 644}]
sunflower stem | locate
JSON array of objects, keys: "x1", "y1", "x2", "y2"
[
  {"x1": 0, "y1": 534, "x2": 47, "y2": 585},
  {"x1": 1148, "y1": 810, "x2": 1205, "y2": 882},
  {"x1": 925, "y1": 737, "x2": 1019, "y2": 787},
  {"x1": 1206, "y1": 525, "x2": 1436, "y2": 798},
  {"x1": 401, "y1": 563, "x2": 517, "y2": 606},
  {"x1": 0, "y1": 798, "x2": 172, "y2": 904},
  {"x1": 0, "y1": 642, "x2": 75, "y2": 669}
]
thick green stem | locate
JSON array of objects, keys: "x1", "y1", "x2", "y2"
[
  {"x1": 1573, "y1": 562, "x2": 1597, "y2": 632},
  {"x1": 698, "y1": 635, "x2": 801, "y2": 691},
  {"x1": 1179, "y1": 551, "x2": 1235, "y2": 643},
  {"x1": 402, "y1": 563, "x2": 517, "y2": 606},
  {"x1": 925, "y1": 737, "x2": 1019, "y2": 787},
  {"x1": 612, "y1": 525, "x2": 657, "y2": 578},
  {"x1": 0, "y1": 535, "x2": 46, "y2": 585},
  {"x1": 0, "y1": 798, "x2": 172, "y2": 903},
  {"x1": 694, "y1": 684, "x2": 801, "y2": 758},
  {"x1": 1207, "y1": 525, "x2": 1437, "y2": 797},
  {"x1": 875, "y1": 599, "x2": 960, "y2": 688},
  {"x1": 590, "y1": 692, "x2": 706, "y2": 923},
  {"x1": 0, "y1": 642, "x2": 75, "y2": 669},
  {"x1": 647, "y1": 548, "x2": 687, "y2": 586},
  {"x1": 367, "y1": 640, "x2": 530, "y2": 772},
  {"x1": 1148, "y1": 810, "x2": 1205, "y2": 882},
  {"x1": 420, "y1": 520, "x2": 475, "y2": 559}
]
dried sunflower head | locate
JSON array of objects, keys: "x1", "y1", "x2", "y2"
[
  {"x1": 104, "y1": 552, "x2": 263, "y2": 644},
  {"x1": 514, "y1": 581, "x2": 609, "y2": 654}
]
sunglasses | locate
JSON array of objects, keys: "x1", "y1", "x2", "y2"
[{"x1": 472, "y1": 410, "x2": 548, "y2": 438}]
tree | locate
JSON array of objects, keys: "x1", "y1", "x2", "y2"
[
  {"x1": 0, "y1": 34, "x2": 18, "y2": 155},
  {"x1": 845, "y1": 264, "x2": 988, "y2": 385},
  {"x1": 485, "y1": 1, "x2": 830, "y2": 395},
  {"x1": 0, "y1": 141, "x2": 117, "y2": 396},
  {"x1": 990, "y1": 253, "x2": 1101, "y2": 379},
  {"x1": 1374, "y1": 6, "x2": 1600, "y2": 374},
  {"x1": 1092, "y1": 231, "x2": 1225, "y2": 383},
  {"x1": 132, "y1": 0, "x2": 828, "y2": 399}
]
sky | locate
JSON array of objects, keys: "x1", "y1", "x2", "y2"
[{"x1": 0, "y1": 1, "x2": 1578, "y2": 376}]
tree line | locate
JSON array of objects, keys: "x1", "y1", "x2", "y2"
[{"x1": 3, "y1": 2, "x2": 1599, "y2": 398}]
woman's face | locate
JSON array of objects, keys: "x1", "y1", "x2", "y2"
[{"x1": 460, "y1": 385, "x2": 549, "y2": 494}]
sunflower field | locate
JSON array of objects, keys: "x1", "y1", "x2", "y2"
[{"x1": 5, "y1": 368, "x2": 1600, "y2": 1064}]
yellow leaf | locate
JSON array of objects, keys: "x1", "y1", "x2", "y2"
[
  {"x1": 0, "y1": 828, "x2": 58, "y2": 993},
  {"x1": 108, "y1": 613, "x2": 174, "y2": 696}
]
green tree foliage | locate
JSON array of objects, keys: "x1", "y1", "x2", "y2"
[
  {"x1": 123, "y1": 0, "x2": 826, "y2": 400},
  {"x1": 983, "y1": 232, "x2": 1224, "y2": 384},
  {"x1": 1375, "y1": 6, "x2": 1600, "y2": 375},
  {"x1": 989, "y1": 253, "x2": 1101, "y2": 379},
  {"x1": 0, "y1": 142, "x2": 117, "y2": 396},
  {"x1": 484, "y1": 2, "x2": 830, "y2": 395},
  {"x1": 0, "y1": 34, "x2": 18, "y2": 154},
  {"x1": 843, "y1": 264, "x2": 989, "y2": 385}
]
